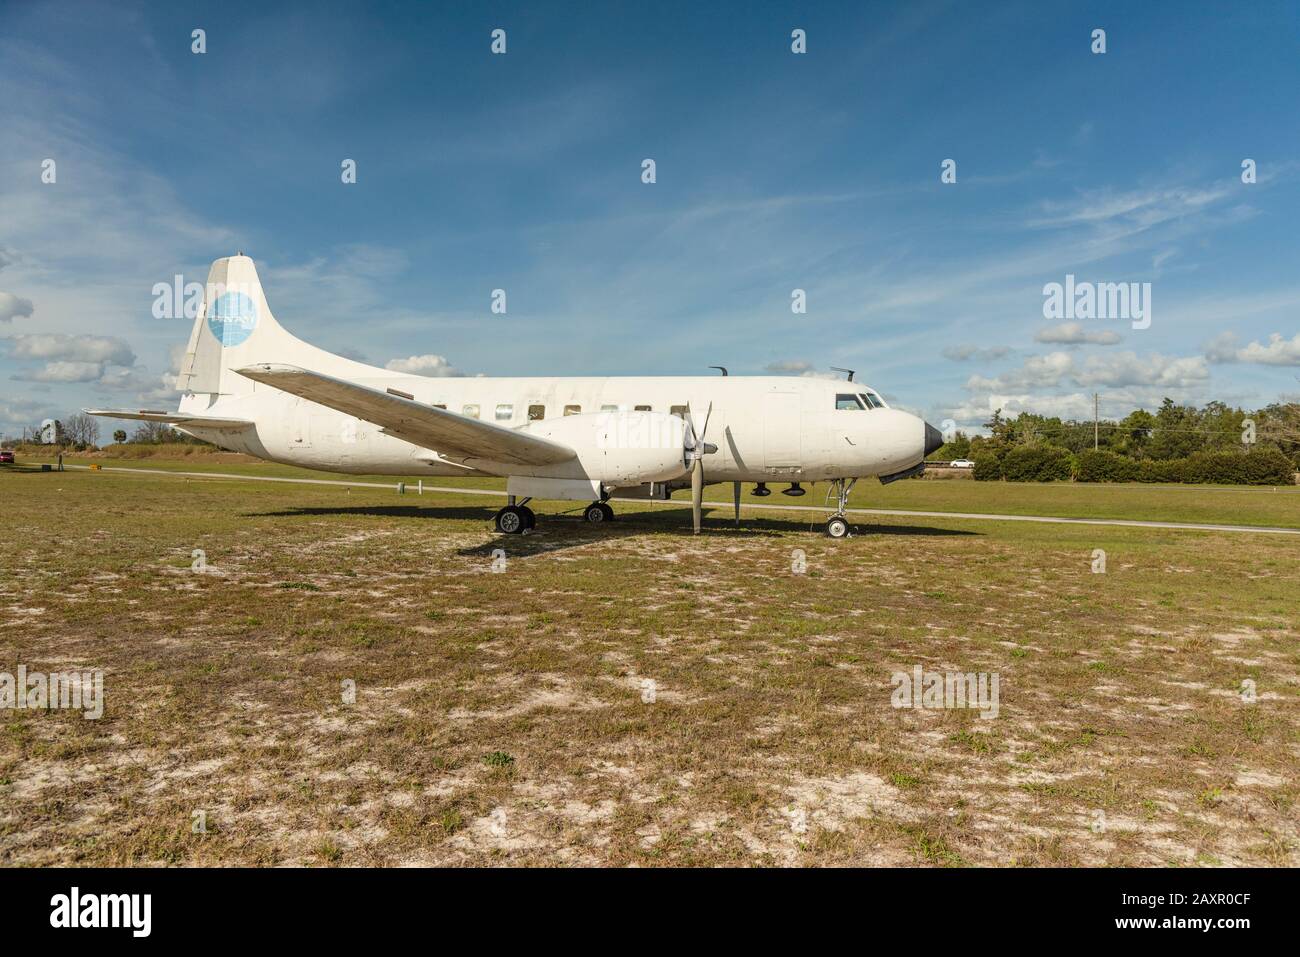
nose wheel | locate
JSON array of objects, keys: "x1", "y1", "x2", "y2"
[
  {"x1": 824, "y1": 478, "x2": 856, "y2": 538},
  {"x1": 583, "y1": 502, "x2": 614, "y2": 524}
]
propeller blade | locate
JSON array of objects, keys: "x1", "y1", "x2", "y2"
[
  {"x1": 733, "y1": 481, "x2": 740, "y2": 528},
  {"x1": 691, "y1": 457, "x2": 703, "y2": 534},
  {"x1": 699, "y1": 401, "x2": 713, "y2": 442}
]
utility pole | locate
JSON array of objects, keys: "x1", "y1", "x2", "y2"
[{"x1": 1094, "y1": 393, "x2": 1100, "y2": 451}]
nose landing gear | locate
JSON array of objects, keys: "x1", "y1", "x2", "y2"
[
  {"x1": 583, "y1": 501, "x2": 614, "y2": 524},
  {"x1": 824, "y1": 478, "x2": 856, "y2": 538}
]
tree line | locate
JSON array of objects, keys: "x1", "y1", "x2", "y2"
[
  {"x1": 932, "y1": 399, "x2": 1300, "y2": 484},
  {"x1": 2, "y1": 415, "x2": 211, "y2": 450}
]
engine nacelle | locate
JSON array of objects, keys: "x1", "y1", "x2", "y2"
[{"x1": 518, "y1": 410, "x2": 688, "y2": 486}]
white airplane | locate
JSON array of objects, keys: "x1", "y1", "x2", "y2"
[{"x1": 90, "y1": 254, "x2": 942, "y2": 537}]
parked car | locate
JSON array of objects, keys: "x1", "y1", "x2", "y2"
[
  {"x1": 949, "y1": 458, "x2": 976, "y2": 468},
  {"x1": 0, "y1": 450, "x2": 15, "y2": 464}
]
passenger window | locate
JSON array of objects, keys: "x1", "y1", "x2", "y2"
[
  {"x1": 836, "y1": 394, "x2": 866, "y2": 410},
  {"x1": 527, "y1": 404, "x2": 545, "y2": 421},
  {"x1": 669, "y1": 405, "x2": 688, "y2": 418},
  {"x1": 600, "y1": 404, "x2": 619, "y2": 412},
  {"x1": 495, "y1": 403, "x2": 513, "y2": 421},
  {"x1": 563, "y1": 404, "x2": 581, "y2": 416},
  {"x1": 462, "y1": 404, "x2": 480, "y2": 419},
  {"x1": 634, "y1": 404, "x2": 652, "y2": 412}
]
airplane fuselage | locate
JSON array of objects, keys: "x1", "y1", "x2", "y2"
[{"x1": 181, "y1": 373, "x2": 929, "y2": 484}]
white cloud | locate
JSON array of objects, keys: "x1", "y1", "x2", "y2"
[
  {"x1": 967, "y1": 352, "x2": 1075, "y2": 392},
  {"x1": 1206, "y1": 331, "x2": 1300, "y2": 367},
  {"x1": 14, "y1": 361, "x2": 107, "y2": 383},
  {"x1": 968, "y1": 350, "x2": 1208, "y2": 395},
  {"x1": 1034, "y1": 322, "x2": 1121, "y2": 346},
  {"x1": 6, "y1": 333, "x2": 135, "y2": 366},
  {"x1": 384, "y1": 354, "x2": 464, "y2": 377},
  {"x1": 941, "y1": 345, "x2": 1012, "y2": 361},
  {"x1": 0, "y1": 292, "x2": 35, "y2": 323},
  {"x1": 1027, "y1": 184, "x2": 1234, "y2": 234},
  {"x1": 951, "y1": 349, "x2": 1213, "y2": 425},
  {"x1": 95, "y1": 365, "x2": 154, "y2": 392},
  {"x1": 6, "y1": 333, "x2": 147, "y2": 390},
  {"x1": 944, "y1": 391, "x2": 1097, "y2": 424},
  {"x1": 764, "y1": 359, "x2": 814, "y2": 373},
  {"x1": 1074, "y1": 352, "x2": 1208, "y2": 389},
  {"x1": 10, "y1": 359, "x2": 149, "y2": 388}
]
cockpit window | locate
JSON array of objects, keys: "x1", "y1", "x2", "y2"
[
  {"x1": 860, "y1": 392, "x2": 886, "y2": 409},
  {"x1": 836, "y1": 394, "x2": 866, "y2": 410}
]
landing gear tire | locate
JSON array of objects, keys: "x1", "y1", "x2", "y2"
[
  {"x1": 826, "y1": 516, "x2": 850, "y2": 539},
  {"x1": 496, "y1": 506, "x2": 528, "y2": 534},
  {"x1": 584, "y1": 502, "x2": 613, "y2": 524},
  {"x1": 520, "y1": 506, "x2": 536, "y2": 530}
]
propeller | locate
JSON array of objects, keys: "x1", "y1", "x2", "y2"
[{"x1": 684, "y1": 402, "x2": 717, "y2": 534}]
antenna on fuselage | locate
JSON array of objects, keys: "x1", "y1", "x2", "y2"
[
  {"x1": 830, "y1": 367, "x2": 855, "y2": 382},
  {"x1": 708, "y1": 366, "x2": 728, "y2": 376}
]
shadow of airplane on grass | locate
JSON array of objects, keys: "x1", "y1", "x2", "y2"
[{"x1": 243, "y1": 503, "x2": 979, "y2": 558}]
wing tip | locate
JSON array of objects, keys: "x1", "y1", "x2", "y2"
[{"x1": 235, "y1": 362, "x2": 307, "y2": 378}]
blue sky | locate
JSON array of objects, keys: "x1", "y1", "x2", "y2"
[{"x1": 2, "y1": 0, "x2": 1299, "y2": 438}]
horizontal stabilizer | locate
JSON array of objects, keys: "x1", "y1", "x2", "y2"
[
  {"x1": 234, "y1": 363, "x2": 577, "y2": 468},
  {"x1": 85, "y1": 409, "x2": 253, "y2": 431}
]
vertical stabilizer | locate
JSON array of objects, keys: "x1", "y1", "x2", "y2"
[{"x1": 177, "y1": 254, "x2": 293, "y2": 396}]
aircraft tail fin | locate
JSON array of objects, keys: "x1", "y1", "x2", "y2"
[
  {"x1": 177, "y1": 254, "x2": 298, "y2": 396},
  {"x1": 176, "y1": 253, "x2": 397, "y2": 400}
]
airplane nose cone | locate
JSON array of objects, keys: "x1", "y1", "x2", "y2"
[{"x1": 924, "y1": 421, "x2": 944, "y2": 456}]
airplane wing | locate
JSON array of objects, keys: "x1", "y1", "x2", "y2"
[
  {"x1": 85, "y1": 409, "x2": 253, "y2": 430},
  {"x1": 235, "y1": 363, "x2": 576, "y2": 468}
]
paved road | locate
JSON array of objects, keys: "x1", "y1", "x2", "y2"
[{"x1": 53, "y1": 463, "x2": 1300, "y2": 536}]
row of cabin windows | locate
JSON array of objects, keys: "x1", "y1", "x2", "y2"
[
  {"x1": 446, "y1": 403, "x2": 691, "y2": 421},
  {"x1": 439, "y1": 396, "x2": 884, "y2": 420}
]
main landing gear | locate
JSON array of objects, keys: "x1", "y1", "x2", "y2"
[
  {"x1": 825, "y1": 478, "x2": 856, "y2": 538},
  {"x1": 494, "y1": 497, "x2": 536, "y2": 534},
  {"x1": 583, "y1": 501, "x2": 615, "y2": 524}
]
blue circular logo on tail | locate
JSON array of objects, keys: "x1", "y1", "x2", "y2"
[{"x1": 207, "y1": 291, "x2": 259, "y2": 347}]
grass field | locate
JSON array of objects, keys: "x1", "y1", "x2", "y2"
[{"x1": 1, "y1": 460, "x2": 1297, "y2": 866}]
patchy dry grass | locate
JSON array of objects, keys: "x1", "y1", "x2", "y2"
[{"x1": 0, "y1": 465, "x2": 1296, "y2": 866}]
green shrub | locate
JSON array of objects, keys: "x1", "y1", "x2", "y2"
[
  {"x1": 1126, "y1": 449, "x2": 1291, "y2": 485},
  {"x1": 1243, "y1": 447, "x2": 1296, "y2": 485},
  {"x1": 1184, "y1": 448, "x2": 1294, "y2": 485},
  {"x1": 1136, "y1": 459, "x2": 1185, "y2": 483},
  {"x1": 999, "y1": 445, "x2": 1073, "y2": 482},
  {"x1": 972, "y1": 453, "x2": 1002, "y2": 481},
  {"x1": 1075, "y1": 450, "x2": 1138, "y2": 483}
]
